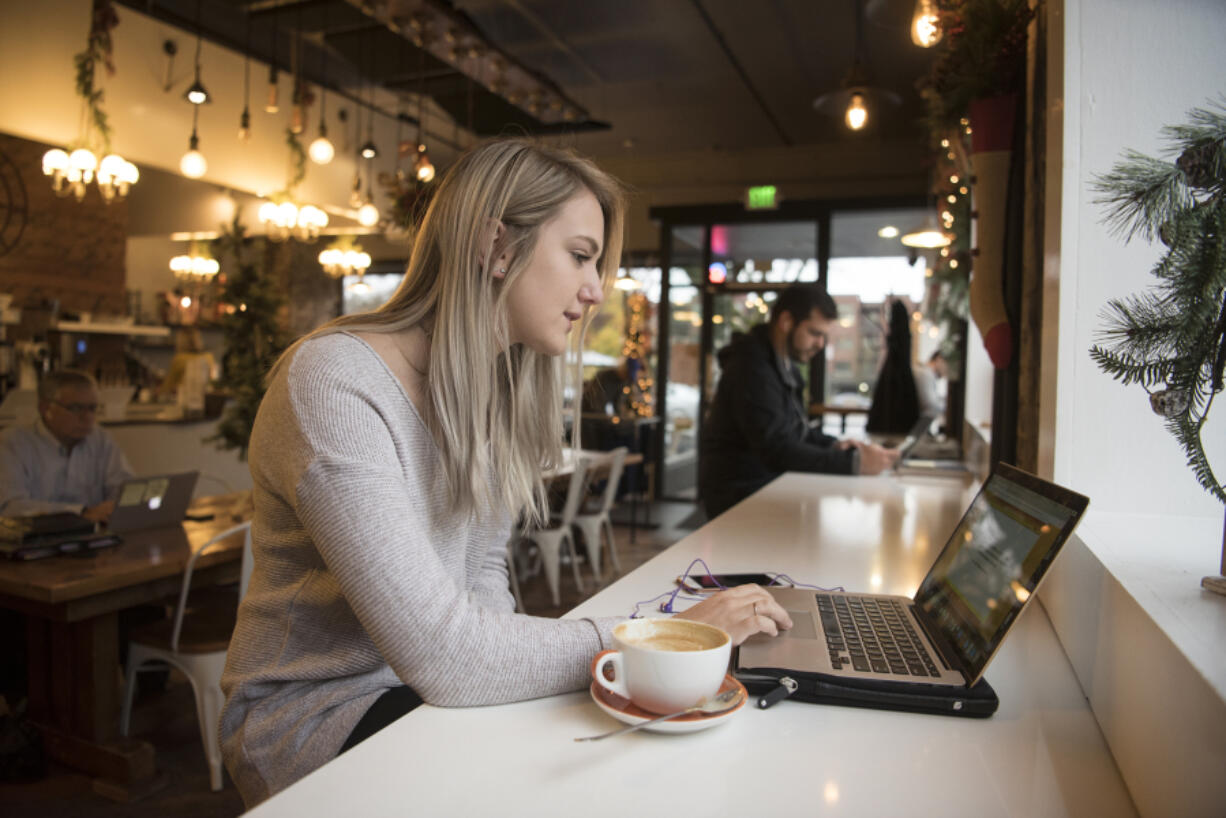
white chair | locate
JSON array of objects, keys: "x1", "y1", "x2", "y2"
[
  {"x1": 571, "y1": 447, "x2": 628, "y2": 583},
  {"x1": 518, "y1": 458, "x2": 590, "y2": 606},
  {"x1": 120, "y1": 521, "x2": 252, "y2": 792}
]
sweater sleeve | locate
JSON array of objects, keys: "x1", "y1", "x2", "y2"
[{"x1": 279, "y1": 342, "x2": 609, "y2": 706}]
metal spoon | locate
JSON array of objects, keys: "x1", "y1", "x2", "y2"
[{"x1": 574, "y1": 687, "x2": 745, "y2": 741}]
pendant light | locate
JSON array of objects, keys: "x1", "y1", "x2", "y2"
[
  {"x1": 910, "y1": 0, "x2": 943, "y2": 48},
  {"x1": 358, "y1": 32, "x2": 378, "y2": 159},
  {"x1": 183, "y1": 0, "x2": 210, "y2": 105},
  {"x1": 265, "y1": 7, "x2": 280, "y2": 114},
  {"x1": 180, "y1": 105, "x2": 207, "y2": 178},
  {"x1": 238, "y1": 14, "x2": 251, "y2": 141},
  {"x1": 412, "y1": 45, "x2": 434, "y2": 182},
  {"x1": 812, "y1": 0, "x2": 899, "y2": 133},
  {"x1": 308, "y1": 3, "x2": 334, "y2": 164}
]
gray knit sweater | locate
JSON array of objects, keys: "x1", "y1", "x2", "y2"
[{"x1": 219, "y1": 332, "x2": 619, "y2": 807}]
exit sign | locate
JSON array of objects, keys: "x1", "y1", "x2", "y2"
[{"x1": 745, "y1": 185, "x2": 779, "y2": 210}]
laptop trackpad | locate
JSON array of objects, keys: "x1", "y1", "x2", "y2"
[
  {"x1": 782, "y1": 610, "x2": 818, "y2": 639},
  {"x1": 744, "y1": 611, "x2": 817, "y2": 643}
]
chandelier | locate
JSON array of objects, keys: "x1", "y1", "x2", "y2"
[
  {"x1": 43, "y1": 0, "x2": 138, "y2": 203},
  {"x1": 170, "y1": 240, "x2": 220, "y2": 283},
  {"x1": 42, "y1": 148, "x2": 139, "y2": 203},
  {"x1": 318, "y1": 236, "x2": 371, "y2": 279},
  {"x1": 258, "y1": 199, "x2": 328, "y2": 242}
]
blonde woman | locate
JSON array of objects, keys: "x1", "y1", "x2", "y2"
[{"x1": 218, "y1": 138, "x2": 791, "y2": 806}]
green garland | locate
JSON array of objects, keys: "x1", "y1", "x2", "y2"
[
  {"x1": 73, "y1": 0, "x2": 119, "y2": 153},
  {"x1": 1089, "y1": 100, "x2": 1226, "y2": 504},
  {"x1": 921, "y1": 0, "x2": 1035, "y2": 132},
  {"x1": 207, "y1": 217, "x2": 289, "y2": 459}
]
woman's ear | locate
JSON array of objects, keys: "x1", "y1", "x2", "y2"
[{"x1": 480, "y1": 218, "x2": 509, "y2": 277}]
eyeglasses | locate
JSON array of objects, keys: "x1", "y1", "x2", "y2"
[{"x1": 53, "y1": 400, "x2": 100, "y2": 416}]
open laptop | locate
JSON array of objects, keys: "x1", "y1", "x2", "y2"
[
  {"x1": 893, "y1": 414, "x2": 966, "y2": 475},
  {"x1": 737, "y1": 463, "x2": 1088, "y2": 694},
  {"x1": 107, "y1": 471, "x2": 199, "y2": 533}
]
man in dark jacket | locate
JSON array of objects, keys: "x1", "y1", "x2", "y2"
[{"x1": 699, "y1": 285, "x2": 896, "y2": 518}]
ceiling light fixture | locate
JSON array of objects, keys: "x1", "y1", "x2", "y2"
[
  {"x1": 318, "y1": 236, "x2": 372, "y2": 279},
  {"x1": 258, "y1": 199, "x2": 327, "y2": 242},
  {"x1": 413, "y1": 43, "x2": 435, "y2": 182},
  {"x1": 812, "y1": 0, "x2": 899, "y2": 133},
  {"x1": 179, "y1": 107, "x2": 207, "y2": 179},
  {"x1": 183, "y1": 0, "x2": 210, "y2": 104},
  {"x1": 910, "y1": 0, "x2": 943, "y2": 48},
  {"x1": 170, "y1": 239, "x2": 220, "y2": 283},
  {"x1": 900, "y1": 211, "x2": 952, "y2": 249},
  {"x1": 308, "y1": 4, "x2": 334, "y2": 164},
  {"x1": 42, "y1": 3, "x2": 137, "y2": 203},
  {"x1": 238, "y1": 14, "x2": 251, "y2": 141}
]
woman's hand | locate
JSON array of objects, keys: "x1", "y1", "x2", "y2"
[{"x1": 673, "y1": 584, "x2": 793, "y2": 645}]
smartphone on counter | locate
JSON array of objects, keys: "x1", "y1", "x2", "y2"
[{"x1": 675, "y1": 573, "x2": 788, "y2": 593}]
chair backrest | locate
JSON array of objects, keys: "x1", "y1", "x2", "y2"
[
  {"x1": 557, "y1": 458, "x2": 591, "y2": 526},
  {"x1": 589, "y1": 447, "x2": 628, "y2": 516},
  {"x1": 170, "y1": 521, "x2": 252, "y2": 653}
]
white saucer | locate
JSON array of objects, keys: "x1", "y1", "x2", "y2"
[{"x1": 588, "y1": 674, "x2": 747, "y2": 734}]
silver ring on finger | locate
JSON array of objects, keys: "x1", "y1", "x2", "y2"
[{"x1": 753, "y1": 602, "x2": 758, "y2": 616}]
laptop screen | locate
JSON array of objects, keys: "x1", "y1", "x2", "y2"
[{"x1": 914, "y1": 465, "x2": 1088, "y2": 683}]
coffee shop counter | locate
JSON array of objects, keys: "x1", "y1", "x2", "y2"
[
  {"x1": 103, "y1": 405, "x2": 253, "y2": 495},
  {"x1": 245, "y1": 472, "x2": 1135, "y2": 817}
]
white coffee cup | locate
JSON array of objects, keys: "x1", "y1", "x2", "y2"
[{"x1": 591, "y1": 618, "x2": 731, "y2": 715}]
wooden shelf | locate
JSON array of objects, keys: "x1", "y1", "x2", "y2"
[{"x1": 51, "y1": 321, "x2": 170, "y2": 338}]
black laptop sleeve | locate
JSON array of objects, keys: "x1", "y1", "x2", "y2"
[{"x1": 735, "y1": 663, "x2": 999, "y2": 718}]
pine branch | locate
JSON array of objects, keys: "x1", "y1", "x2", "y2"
[{"x1": 1092, "y1": 152, "x2": 1193, "y2": 242}]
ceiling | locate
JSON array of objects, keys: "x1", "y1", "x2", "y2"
[{"x1": 121, "y1": 0, "x2": 938, "y2": 160}]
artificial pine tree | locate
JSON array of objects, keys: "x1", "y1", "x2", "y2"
[
  {"x1": 208, "y1": 217, "x2": 288, "y2": 459},
  {"x1": 1090, "y1": 100, "x2": 1226, "y2": 592}
]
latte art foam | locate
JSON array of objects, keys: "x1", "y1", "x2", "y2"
[{"x1": 633, "y1": 634, "x2": 710, "y2": 652}]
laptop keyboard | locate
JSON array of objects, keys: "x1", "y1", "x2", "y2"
[{"x1": 816, "y1": 594, "x2": 942, "y2": 678}]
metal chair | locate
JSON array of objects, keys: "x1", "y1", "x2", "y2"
[
  {"x1": 571, "y1": 447, "x2": 628, "y2": 583},
  {"x1": 119, "y1": 521, "x2": 252, "y2": 792},
  {"x1": 517, "y1": 458, "x2": 590, "y2": 606}
]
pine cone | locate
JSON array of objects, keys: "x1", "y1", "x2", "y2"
[
  {"x1": 1176, "y1": 141, "x2": 1219, "y2": 190},
  {"x1": 1149, "y1": 388, "x2": 1190, "y2": 417}
]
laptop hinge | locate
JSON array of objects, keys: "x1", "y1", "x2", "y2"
[{"x1": 911, "y1": 606, "x2": 974, "y2": 686}]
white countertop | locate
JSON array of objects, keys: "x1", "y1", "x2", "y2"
[{"x1": 246, "y1": 472, "x2": 1136, "y2": 817}]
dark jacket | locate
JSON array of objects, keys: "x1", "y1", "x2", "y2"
[{"x1": 699, "y1": 324, "x2": 856, "y2": 518}]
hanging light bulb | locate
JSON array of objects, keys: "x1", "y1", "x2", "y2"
[
  {"x1": 67, "y1": 148, "x2": 98, "y2": 200},
  {"x1": 238, "y1": 107, "x2": 251, "y2": 142},
  {"x1": 357, "y1": 199, "x2": 380, "y2": 227},
  {"x1": 180, "y1": 142, "x2": 207, "y2": 179},
  {"x1": 180, "y1": 108, "x2": 207, "y2": 179},
  {"x1": 360, "y1": 139, "x2": 378, "y2": 160},
  {"x1": 844, "y1": 92, "x2": 868, "y2": 131},
  {"x1": 910, "y1": 0, "x2": 943, "y2": 48},
  {"x1": 413, "y1": 144, "x2": 435, "y2": 182},
  {"x1": 309, "y1": 126, "x2": 335, "y2": 164},
  {"x1": 265, "y1": 66, "x2": 280, "y2": 113}
]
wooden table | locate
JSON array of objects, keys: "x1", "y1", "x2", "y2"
[
  {"x1": 247, "y1": 473, "x2": 1136, "y2": 817},
  {"x1": 0, "y1": 492, "x2": 251, "y2": 799}
]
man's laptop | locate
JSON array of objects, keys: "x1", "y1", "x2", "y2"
[
  {"x1": 108, "y1": 471, "x2": 199, "y2": 533},
  {"x1": 737, "y1": 464, "x2": 1088, "y2": 706},
  {"x1": 893, "y1": 414, "x2": 966, "y2": 475}
]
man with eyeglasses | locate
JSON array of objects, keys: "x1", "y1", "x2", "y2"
[
  {"x1": 699, "y1": 284, "x2": 897, "y2": 520},
  {"x1": 0, "y1": 369, "x2": 132, "y2": 523}
]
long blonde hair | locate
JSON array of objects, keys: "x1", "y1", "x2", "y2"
[{"x1": 276, "y1": 138, "x2": 625, "y2": 524}]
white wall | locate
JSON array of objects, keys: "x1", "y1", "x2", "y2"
[{"x1": 1051, "y1": 0, "x2": 1226, "y2": 519}]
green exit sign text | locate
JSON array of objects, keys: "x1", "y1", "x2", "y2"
[{"x1": 745, "y1": 185, "x2": 779, "y2": 210}]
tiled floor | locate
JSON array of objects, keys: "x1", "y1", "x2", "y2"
[{"x1": 0, "y1": 500, "x2": 702, "y2": 817}]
